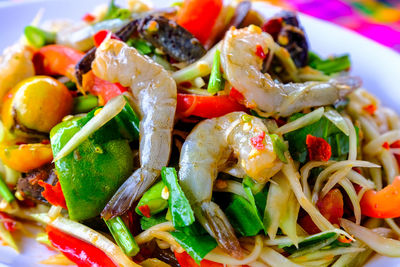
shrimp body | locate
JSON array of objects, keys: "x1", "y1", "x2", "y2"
[
  {"x1": 0, "y1": 44, "x2": 35, "y2": 107},
  {"x1": 221, "y1": 26, "x2": 360, "y2": 117},
  {"x1": 179, "y1": 112, "x2": 282, "y2": 257},
  {"x1": 92, "y1": 39, "x2": 177, "y2": 219}
]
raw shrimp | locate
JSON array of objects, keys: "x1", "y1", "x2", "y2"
[
  {"x1": 221, "y1": 26, "x2": 361, "y2": 117},
  {"x1": 92, "y1": 38, "x2": 177, "y2": 220},
  {"x1": 0, "y1": 44, "x2": 35, "y2": 108},
  {"x1": 179, "y1": 112, "x2": 283, "y2": 258}
]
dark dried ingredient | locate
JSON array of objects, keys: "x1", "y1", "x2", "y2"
[
  {"x1": 138, "y1": 15, "x2": 206, "y2": 63},
  {"x1": 16, "y1": 163, "x2": 57, "y2": 204},
  {"x1": 262, "y1": 11, "x2": 309, "y2": 68}
]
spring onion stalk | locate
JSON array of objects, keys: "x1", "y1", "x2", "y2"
[
  {"x1": 207, "y1": 50, "x2": 224, "y2": 94},
  {"x1": 172, "y1": 43, "x2": 219, "y2": 83},
  {"x1": 0, "y1": 222, "x2": 18, "y2": 251},
  {"x1": 264, "y1": 173, "x2": 290, "y2": 239},
  {"x1": 323, "y1": 109, "x2": 349, "y2": 136},
  {"x1": 104, "y1": 216, "x2": 139, "y2": 257},
  {"x1": 279, "y1": 192, "x2": 300, "y2": 247},
  {"x1": 258, "y1": 247, "x2": 302, "y2": 267},
  {"x1": 53, "y1": 94, "x2": 126, "y2": 162},
  {"x1": 24, "y1": 25, "x2": 56, "y2": 48},
  {"x1": 32, "y1": 213, "x2": 139, "y2": 267},
  {"x1": 341, "y1": 218, "x2": 400, "y2": 257},
  {"x1": 73, "y1": 95, "x2": 99, "y2": 114},
  {"x1": 0, "y1": 176, "x2": 14, "y2": 203},
  {"x1": 275, "y1": 107, "x2": 324, "y2": 135}
]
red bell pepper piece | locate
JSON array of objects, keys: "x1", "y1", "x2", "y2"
[
  {"x1": 306, "y1": 134, "x2": 332, "y2": 162},
  {"x1": 177, "y1": 93, "x2": 247, "y2": 119},
  {"x1": 360, "y1": 176, "x2": 400, "y2": 218},
  {"x1": 176, "y1": 0, "x2": 223, "y2": 45},
  {"x1": 0, "y1": 212, "x2": 17, "y2": 232},
  {"x1": 46, "y1": 225, "x2": 117, "y2": 267},
  {"x1": 174, "y1": 251, "x2": 223, "y2": 267},
  {"x1": 93, "y1": 30, "x2": 120, "y2": 48},
  {"x1": 38, "y1": 181, "x2": 67, "y2": 210},
  {"x1": 299, "y1": 189, "x2": 344, "y2": 234}
]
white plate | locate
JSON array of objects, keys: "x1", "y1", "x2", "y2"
[{"x1": 1, "y1": 0, "x2": 400, "y2": 266}]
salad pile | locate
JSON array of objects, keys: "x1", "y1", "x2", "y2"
[{"x1": 0, "y1": 0, "x2": 400, "y2": 266}]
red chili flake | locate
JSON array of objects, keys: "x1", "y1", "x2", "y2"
[
  {"x1": 382, "y1": 142, "x2": 390, "y2": 150},
  {"x1": 229, "y1": 87, "x2": 245, "y2": 104},
  {"x1": 306, "y1": 134, "x2": 332, "y2": 161},
  {"x1": 0, "y1": 212, "x2": 17, "y2": 232},
  {"x1": 255, "y1": 45, "x2": 266, "y2": 59},
  {"x1": 137, "y1": 205, "x2": 151, "y2": 218},
  {"x1": 391, "y1": 140, "x2": 400, "y2": 148},
  {"x1": 38, "y1": 181, "x2": 67, "y2": 210},
  {"x1": 251, "y1": 131, "x2": 266, "y2": 150},
  {"x1": 82, "y1": 13, "x2": 96, "y2": 23},
  {"x1": 93, "y1": 30, "x2": 120, "y2": 48},
  {"x1": 179, "y1": 81, "x2": 192, "y2": 88},
  {"x1": 363, "y1": 104, "x2": 377, "y2": 115},
  {"x1": 353, "y1": 167, "x2": 361, "y2": 174}
]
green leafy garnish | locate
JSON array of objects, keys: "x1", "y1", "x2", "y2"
[
  {"x1": 126, "y1": 38, "x2": 154, "y2": 55},
  {"x1": 103, "y1": 0, "x2": 131, "y2": 21},
  {"x1": 269, "y1": 134, "x2": 288, "y2": 163},
  {"x1": 24, "y1": 25, "x2": 56, "y2": 48},
  {"x1": 308, "y1": 52, "x2": 351, "y2": 75}
]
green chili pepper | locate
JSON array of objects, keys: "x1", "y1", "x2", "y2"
[
  {"x1": 161, "y1": 167, "x2": 195, "y2": 227},
  {"x1": 104, "y1": 216, "x2": 139, "y2": 256},
  {"x1": 73, "y1": 95, "x2": 99, "y2": 114},
  {"x1": 207, "y1": 49, "x2": 224, "y2": 94},
  {"x1": 140, "y1": 213, "x2": 168, "y2": 230},
  {"x1": 0, "y1": 176, "x2": 14, "y2": 203},
  {"x1": 24, "y1": 25, "x2": 56, "y2": 48},
  {"x1": 136, "y1": 180, "x2": 168, "y2": 216}
]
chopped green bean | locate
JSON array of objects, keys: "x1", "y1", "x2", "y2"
[
  {"x1": 0, "y1": 176, "x2": 14, "y2": 203},
  {"x1": 104, "y1": 216, "x2": 139, "y2": 256},
  {"x1": 207, "y1": 49, "x2": 224, "y2": 94}
]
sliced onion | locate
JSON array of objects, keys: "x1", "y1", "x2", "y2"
[
  {"x1": 340, "y1": 218, "x2": 400, "y2": 257},
  {"x1": 53, "y1": 94, "x2": 126, "y2": 162},
  {"x1": 32, "y1": 213, "x2": 139, "y2": 267},
  {"x1": 275, "y1": 107, "x2": 324, "y2": 135},
  {"x1": 364, "y1": 130, "x2": 400, "y2": 156},
  {"x1": 258, "y1": 247, "x2": 302, "y2": 267}
]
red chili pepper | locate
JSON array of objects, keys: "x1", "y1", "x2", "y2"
[
  {"x1": 93, "y1": 30, "x2": 120, "y2": 48},
  {"x1": 299, "y1": 189, "x2": 344, "y2": 234},
  {"x1": 360, "y1": 176, "x2": 400, "y2": 218},
  {"x1": 46, "y1": 225, "x2": 117, "y2": 267},
  {"x1": 137, "y1": 205, "x2": 151, "y2": 218},
  {"x1": 382, "y1": 142, "x2": 390, "y2": 150},
  {"x1": 82, "y1": 13, "x2": 96, "y2": 23},
  {"x1": 174, "y1": 251, "x2": 223, "y2": 267},
  {"x1": 0, "y1": 212, "x2": 17, "y2": 232},
  {"x1": 363, "y1": 104, "x2": 377, "y2": 115},
  {"x1": 38, "y1": 181, "x2": 67, "y2": 210},
  {"x1": 255, "y1": 45, "x2": 266, "y2": 59},
  {"x1": 391, "y1": 140, "x2": 400, "y2": 167},
  {"x1": 176, "y1": 93, "x2": 247, "y2": 119},
  {"x1": 176, "y1": 0, "x2": 223, "y2": 45},
  {"x1": 250, "y1": 131, "x2": 266, "y2": 150},
  {"x1": 262, "y1": 18, "x2": 283, "y2": 39},
  {"x1": 306, "y1": 134, "x2": 332, "y2": 161},
  {"x1": 229, "y1": 87, "x2": 245, "y2": 105}
]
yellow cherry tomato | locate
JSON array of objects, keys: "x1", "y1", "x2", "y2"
[
  {"x1": 0, "y1": 143, "x2": 53, "y2": 172},
  {"x1": 2, "y1": 76, "x2": 73, "y2": 134}
]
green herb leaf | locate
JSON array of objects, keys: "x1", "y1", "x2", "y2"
[
  {"x1": 126, "y1": 38, "x2": 154, "y2": 55},
  {"x1": 282, "y1": 231, "x2": 338, "y2": 255},
  {"x1": 103, "y1": 0, "x2": 131, "y2": 21},
  {"x1": 308, "y1": 52, "x2": 351, "y2": 75},
  {"x1": 269, "y1": 134, "x2": 288, "y2": 163},
  {"x1": 161, "y1": 167, "x2": 195, "y2": 227},
  {"x1": 140, "y1": 213, "x2": 168, "y2": 230}
]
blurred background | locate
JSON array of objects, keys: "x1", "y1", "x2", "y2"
[{"x1": 1, "y1": 0, "x2": 400, "y2": 52}]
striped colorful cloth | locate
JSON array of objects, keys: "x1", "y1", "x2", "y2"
[{"x1": 275, "y1": 0, "x2": 400, "y2": 52}]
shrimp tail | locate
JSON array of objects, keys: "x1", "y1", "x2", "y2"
[
  {"x1": 101, "y1": 168, "x2": 157, "y2": 220},
  {"x1": 200, "y1": 201, "x2": 243, "y2": 259}
]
